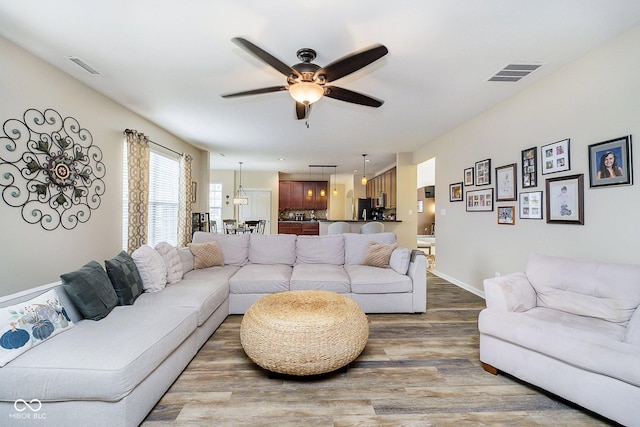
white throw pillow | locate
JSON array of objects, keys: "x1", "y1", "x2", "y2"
[
  {"x1": 0, "y1": 289, "x2": 74, "y2": 366},
  {"x1": 389, "y1": 247, "x2": 411, "y2": 274},
  {"x1": 155, "y1": 242, "x2": 184, "y2": 284},
  {"x1": 132, "y1": 245, "x2": 167, "y2": 292}
]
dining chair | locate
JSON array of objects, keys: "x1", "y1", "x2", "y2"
[
  {"x1": 223, "y1": 219, "x2": 237, "y2": 234},
  {"x1": 257, "y1": 219, "x2": 266, "y2": 234},
  {"x1": 244, "y1": 220, "x2": 259, "y2": 233},
  {"x1": 209, "y1": 220, "x2": 218, "y2": 234}
]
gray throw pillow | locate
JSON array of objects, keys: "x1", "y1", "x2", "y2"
[
  {"x1": 105, "y1": 251, "x2": 144, "y2": 305},
  {"x1": 61, "y1": 261, "x2": 118, "y2": 320}
]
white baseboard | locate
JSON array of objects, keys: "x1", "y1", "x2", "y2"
[{"x1": 431, "y1": 270, "x2": 485, "y2": 299}]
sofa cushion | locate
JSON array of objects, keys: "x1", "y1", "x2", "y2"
[
  {"x1": 229, "y1": 264, "x2": 292, "y2": 294},
  {"x1": 525, "y1": 253, "x2": 640, "y2": 325},
  {"x1": 105, "y1": 251, "x2": 144, "y2": 305},
  {"x1": 345, "y1": 264, "x2": 412, "y2": 294},
  {"x1": 0, "y1": 289, "x2": 74, "y2": 367},
  {"x1": 134, "y1": 278, "x2": 229, "y2": 327},
  {"x1": 61, "y1": 261, "x2": 118, "y2": 320},
  {"x1": 389, "y1": 247, "x2": 411, "y2": 275},
  {"x1": 131, "y1": 245, "x2": 167, "y2": 292},
  {"x1": 155, "y1": 242, "x2": 184, "y2": 284},
  {"x1": 295, "y1": 235, "x2": 345, "y2": 265},
  {"x1": 344, "y1": 232, "x2": 398, "y2": 265},
  {"x1": 187, "y1": 241, "x2": 224, "y2": 269},
  {"x1": 0, "y1": 305, "x2": 197, "y2": 402},
  {"x1": 363, "y1": 241, "x2": 397, "y2": 268},
  {"x1": 479, "y1": 307, "x2": 640, "y2": 387},
  {"x1": 249, "y1": 234, "x2": 297, "y2": 265},
  {"x1": 623, "y1": 306, "x2": 640, "y2": 346},
  {"x1": 290, "y1": 264, "x2": 351, "y2": 293},
  {"x1": 192, "y1": 232, "x2": 249, "y2": 266}
]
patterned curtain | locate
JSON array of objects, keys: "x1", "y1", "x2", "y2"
[
  {"x1": 124, "y1": 129, "x2": 150, "y2": 253},
  {"x1": 177, "y1": 154, "x2": 193, "y2": 247}
]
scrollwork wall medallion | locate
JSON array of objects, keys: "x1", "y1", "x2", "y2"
[{"x1": 0, "y1": 109, "x2": 106, "y2": 230}]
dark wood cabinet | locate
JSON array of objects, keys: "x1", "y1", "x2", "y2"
[
  {"x1": 290, "y1": 181, "x2": 304, "y2": 209},
  {"x1": 279, "y1": 181, "x2": 328, "y2": 210},
  {"x1": 278, "y1": 221, "x2": 319, "y2": 235},
  {"x1": 278, "y1": 181, "x2": 290, "y2": 210}
]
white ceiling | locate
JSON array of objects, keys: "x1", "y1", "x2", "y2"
[{"x1": 2, "y1": 1, "x2": 640, "y2": 176}]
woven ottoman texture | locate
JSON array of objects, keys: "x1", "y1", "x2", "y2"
[{"x1": 240, "y1": 290, "x2": 369, "y2": 376}]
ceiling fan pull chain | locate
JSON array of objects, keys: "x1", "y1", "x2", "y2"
[{"x1": 305, "y1": 104, "x2": 311, "y2": 128}]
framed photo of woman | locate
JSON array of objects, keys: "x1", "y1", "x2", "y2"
[{"x1": 588, "y1": 135, "x2": 633, "y2": 188}]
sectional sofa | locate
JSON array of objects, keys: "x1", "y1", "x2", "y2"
[
  {"x1": 479, "y1": 253, "x2": 640, "y2": 426},
  {"x1": 0, "y1": 231, "x2": 426, "y2": 426}
]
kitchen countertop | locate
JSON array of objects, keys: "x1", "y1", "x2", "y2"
[{"x1": 318, "y1": 219, "x2": 402, "y2": 223}]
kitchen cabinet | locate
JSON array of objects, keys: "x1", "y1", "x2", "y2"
[
  {"x1": 290, "y1": 181, "x2": 304, "y2": 209},
  {"x1": 278, "y1": 221, "x2": 318, "y2": 235},
  {"x1": 279, "y1": 181, "x2": 327, "y2": 210},
  {"x1": 364, "y1": 167, "x2": 396, "y2": 208},
  {"x1": 278, "y1": 181, "x2": 290, "y2": 210}
]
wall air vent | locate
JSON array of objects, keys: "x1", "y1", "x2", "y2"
[
  {"x1": 488, "y1": 63, "x2": 542, "y2": 82},
  {"x1": 67, "y1": 56, "x2": 102, "y2": 75}
]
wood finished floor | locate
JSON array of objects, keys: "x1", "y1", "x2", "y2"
[{"x1": 142, "y1": 273, "x2": 616, "y2": 426}]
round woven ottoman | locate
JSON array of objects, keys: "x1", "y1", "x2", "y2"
[{"x1": 240, "y1": 290, "x2": 369, "y2": 376}]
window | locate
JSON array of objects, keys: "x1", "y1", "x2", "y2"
[
  {"x1": 209, "y1": 182, "x2": 222, "y2": 232},
  {"x1": 122, "y1": 143, "x2": 180, "y2": 250},
  {"x1": 147, "y1": 150, "x2": 180, "y2": 246}
]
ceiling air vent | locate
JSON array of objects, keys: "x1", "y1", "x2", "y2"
[
  {"x1": 488, "y1": 63, "x2": 542, "y2": 82},
  {"x1": 67, "y1": 56, "x2": 102, "y2": 75}
]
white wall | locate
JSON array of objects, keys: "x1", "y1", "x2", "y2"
[
  {"x1": 0, "y1": 36, "x2": 206, "y2": 295},
  {"x1": 414, "y1": 24, "x2": 640, "y2": 294}
]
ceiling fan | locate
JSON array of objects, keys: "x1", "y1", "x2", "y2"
[{"x1": 221, "y1": 37, "x2": 388, "y2": 121}]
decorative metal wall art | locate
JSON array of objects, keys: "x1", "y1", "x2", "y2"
[{"x1": 0, "y1": 109, "x2": 106, "y2": 230}]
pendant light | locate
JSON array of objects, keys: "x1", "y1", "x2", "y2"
[
  {"x1": 233, "y1": 161, "x2": 248, "y2": 205},
  {"x1": 320, "y1": 167, "x2": 326, "y2": 197},
  {"x1": 307, "y1": 166, "x2": 313, "y2": 197},
  {"x1": 361, "y1": 154, "x2": 368, "y2": 186},
  {"x1": 332, "y1": 166, "x2": 338, "y2": 196}
]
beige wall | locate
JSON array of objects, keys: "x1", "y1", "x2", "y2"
[
  {"x1": 414, "y1": 24, "x2": 640, "y2": 294},
  {"x1": 0, "y1": 36, "x2": 207, "y2": 295}
]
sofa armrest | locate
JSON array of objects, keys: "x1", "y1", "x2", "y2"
[
  {"x1": 623, "y1": 305, "x2": 640, "y2": 346},
  {"x1": 407, "y1": 249, "x2": 427, "y2": 313},
  {"x1": 483, "y1": 272, "x2": 536, "y2": 312}
]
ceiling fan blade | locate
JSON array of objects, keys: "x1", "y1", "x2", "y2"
[
  {"x1": 314, "y1": 44, "x2": 388, "y2": 83},
  {"x1": 232, "y1": 37, "x2": 301, "y2": 79},
  {"x1": 221, "y1": 86, "x2": 287, "y2": 98},
  {"x1": 324, "y1": 86, "x2": 384, "y2": 108}
]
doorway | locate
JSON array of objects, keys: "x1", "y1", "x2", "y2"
[{"x1": 237, "y1": 189, "x2": 272, "y2": 234}]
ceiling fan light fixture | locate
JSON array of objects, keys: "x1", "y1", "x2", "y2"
[{"x1": 289, "y1": 82, "x2": 324, "y2": 104}]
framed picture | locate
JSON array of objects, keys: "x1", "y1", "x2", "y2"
[
  {"x1": 541, "y1": 138, "x2": 570, "y2": 174},
  {"x1": 449, "y1": 182, "x2": 463, "y2": 202},
  {"x1": 495, "y1": 163, "x2": 517, "y2": 201},
  {"x1": 497, "y1": 206, "x2": 515, "y2": 225},
  {"x1": 588, "y1": 135, "x2": 633, "y2": 188},
  {"x1": 519, "y1": 191, "x2": 543, "y2": 219},
  {"x1": 466, "y1": 188, "x2": 494, "y2": 212},
  {"x1": 475, "y1": 159, "x2": 491, "y2": 185},
  {"x1": 545, "y1": 174, "x2": 584, "y2": 224},
  {"x1": 464, "y1": 167, "x2": 474, "y2": 186},
  {"x1": 521, "y1": 147, "x2": 537, "y2": 188},
  {"x1": 417, "y1": 200, "x2": 424, "y2": 213},
  {"x1": 191, "y1": 181, "x2": 197, "y2": 203}
]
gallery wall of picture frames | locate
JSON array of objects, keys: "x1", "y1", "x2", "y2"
[{"x1": 454, "y1": 134, "x2": 633, "y2": 226}]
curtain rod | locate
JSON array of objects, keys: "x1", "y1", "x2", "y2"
[{"x1": 150, "y1": 140, "x2": 182, "y2": 157}]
